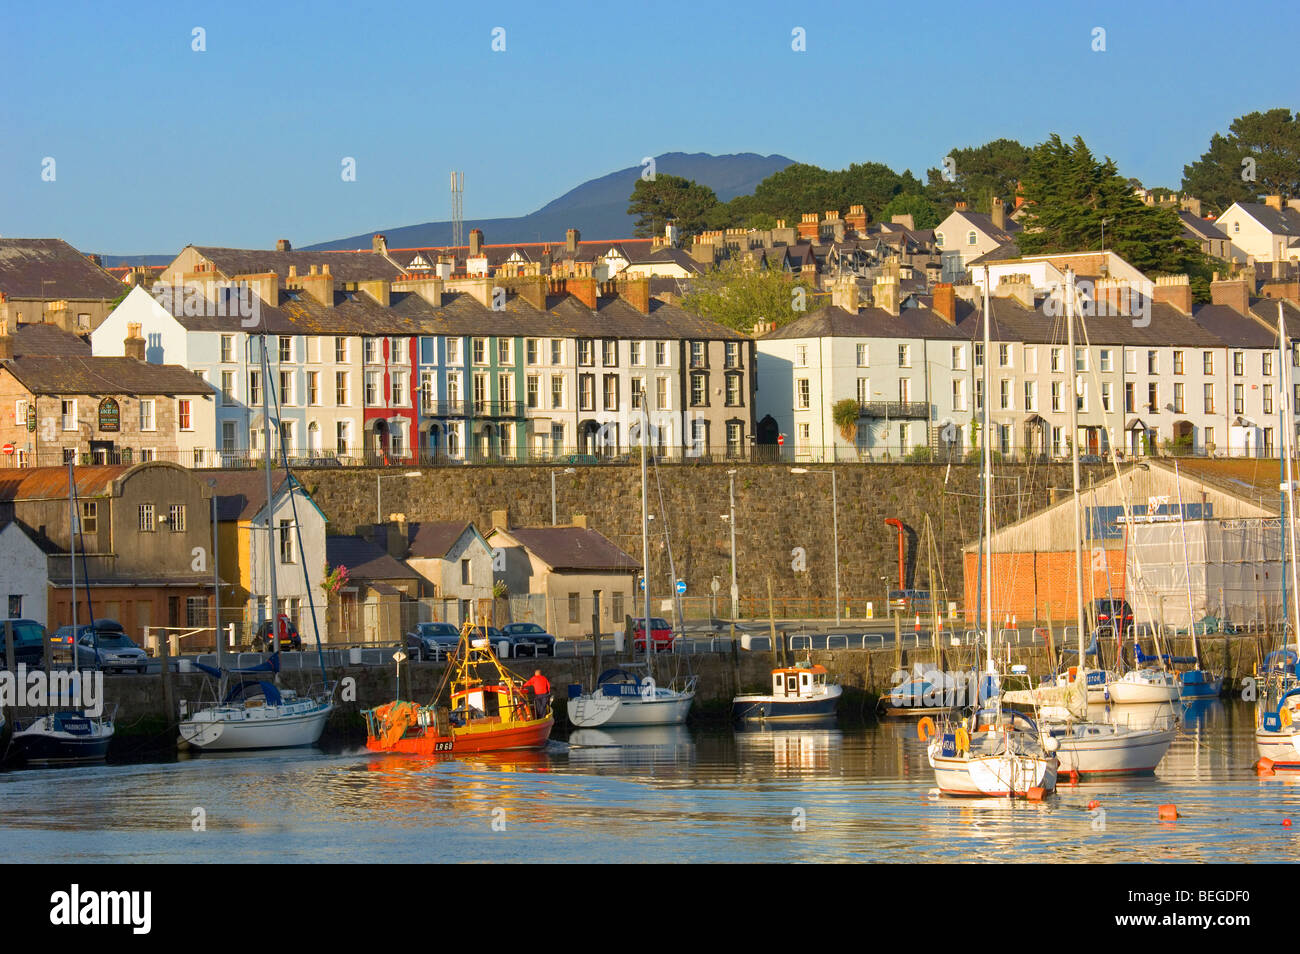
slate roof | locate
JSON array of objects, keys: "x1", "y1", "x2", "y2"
[
  {"x1": 209, "y1": 469, "x2": 292, "y2": 521},
  {"x1": 1178, "y1": 211, "x2": 1227, "y2": 241},
  {"x1": 763, "y1": 303, "x2": 967, "y2": 341},
  {"x1": 190, "y1": 246, "x2": 402, "y2": 283},
  {"x1": 12, "y1": 322, "x2": 91, "y2": 357},
  {"x1": 325, "y1": 535, "x2": 421, "y2": 581},
  {"x1": 406, "y1": 521, "x2": 474, "y2": 559},
  {"x1": 498, "y1": 526, "x2": 640, "y2": 573},
  {"x1": 0, "y1": 239, "x2": 123, "y2": 300},
  {"x1": 626, "y1": 247, "x2": 706, "y2": 273},
  {"x1": 2, "y1": 356, "x2": 210, "y2": 395}
]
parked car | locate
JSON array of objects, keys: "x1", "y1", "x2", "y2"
[
  {"x1": 632, "y1": 617, "x2": 675, "y2": 652},
  {"x1": 500, "y1": 622, "x2": 556, "y2": 657},
  {"x1": 406, "y1": 622, "x2": 462, "y2": 661},
  {"x1": 50, "y1": 619, "x2": 148, "y2": 673},
  {"x1": 1091, "y1": 598, "x2": 1135, "y2": 638},
  {"x1": 1, "y1": 618, "x2": 50, "y2": 669},
  {"x1": 251, "y1": 615, "x2": 302, "y2": 652}
]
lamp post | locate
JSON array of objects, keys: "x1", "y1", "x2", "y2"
[
  {"x1": 790, "y1": 467, "x2": 840, "y2": 624},
  {"x1": 726, "y1": 468, "x2": 738, "y2": 620},
  {"x1": 376, "y1": 471, "x2": 421, "y2": 525},
  {"x1": 551, "y1": 467, "x2": 577, "y2": 526}
]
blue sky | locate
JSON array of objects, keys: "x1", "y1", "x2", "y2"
[{"x1": 1, "y1": 0, "x2": 1295, "y2": 255}]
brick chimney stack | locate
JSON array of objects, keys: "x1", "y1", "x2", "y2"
[
  {"x1": 1210, "y1": 272, "x2": 1250, "y2": 315},
  {"x1": 873, "y1": 275, "x2": 901, "y2": 316},
  {"x1": 372, "y1": 233, "x2": 388, "y2": 255},
  {"x1": 991, "y1": 196, "x2": 1006, "y2": 231},
  {"x1": 469, "y1": 229, "x2": 483, "y2": 257},
  {"x1": 831, "y1": 276, "x2": 858, "y2": 311},
  {"x1": 932, "y1": 283, "x2": 957, "y2": 324},
  {"x1": 845, "y1": 204, "x2": 867, "y2": 234},
  {"x1": 0, "y1": 321, "x2": 12, "y2": 361},
  {"x1": 617, "y1": 275, "x2": 650, "y2": 315},
  {"x1": 1265, "y1": 195, "x2": 1284, "y2": 212},
  {"x1": 954, "y1": 200, "x2": 968, "y2": 212},
  {"x1": 1153, "y1": 274, "x2": 1192, "y2": 315},
  {"x1": 276, "y1": 239, "x2": 292, "y2": 252},
  {"x1": 797, "y1": 212, "x2": 820, "y2": 241},
  {"x1": 566, "y1": 228, "x2": 580, "y2": 255},
  {"x1": 124, "y1": 322, "x2": 146, "y2": 360},
  {"x1": 294, "y1": 264, "x2": 334, "y2": 306}
]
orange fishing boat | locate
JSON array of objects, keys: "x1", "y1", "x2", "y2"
[{"x1": 363, "y1": 623, "x2": 553, "y2": 755}]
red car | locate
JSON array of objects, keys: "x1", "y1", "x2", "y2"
[{"x1": 632, "y1": 617, "x2": 675, "y2": 651}]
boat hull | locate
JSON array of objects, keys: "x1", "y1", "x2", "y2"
[
  {"x1": 567, "y1": 691, "x2": 694, "y2": 728},
  {"x1": 179, "y1": 702, "x2": 333, "y2": 751},
  {"x1": 1108, "y1": 675, "x2": 1180, "y2": 704},
  {"x1": 1178, "y1": 671, "x2": 1223, "y2": 699},
  {"x1": 366, "y1": 715, "x2": 553, "y2": 755},
  {"x1": 928, "y1": 749, "x2": 1058, "y2": 797},
  {"x1": 1256, "y1": 729, "x2": 1300, "y2": 768},
  {"x1": 9, "y1": 723, "x2": 113, "y2": 765},
  {"x1": 732, "y1": 687, "x2": 841, "y2": 723},
  {"x1": 1048, "y1": 726, "x2": 1176, "y2": 776}
]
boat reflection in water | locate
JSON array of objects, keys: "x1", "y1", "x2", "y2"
[
  {"x1": 565, "y1": 725, "x2": 695, "y2": 769},
  {"x1": 733, "y1": 721, "x2": 843, "y2": 775}
]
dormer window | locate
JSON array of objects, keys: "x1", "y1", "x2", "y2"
[{"x1": 935, "y1": 232, "x2": 944, "y2": 247}]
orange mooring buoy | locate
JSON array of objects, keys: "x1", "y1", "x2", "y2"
[
  {"x1": 1257, "y1": 757, "x2": 1276, "y2": 775},
  {"x1": 1284, "y1": 818, "x2": 1293, "y2": 829},
  {"x1": 1027, "y1": 787, "x2": 1045, "y2": 802},
  {"x1": 1087, "y1": 799, "x2": 1100, "y2": 810},
  {"x1": 1157, "y1": 804, "x2": 1179, "y2": 821}
]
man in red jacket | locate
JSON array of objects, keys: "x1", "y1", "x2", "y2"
[{"x1": 524, "y1": 670, "x2": 551, "y2": 718}]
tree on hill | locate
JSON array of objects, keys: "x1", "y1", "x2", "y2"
[
  {"x1": 680, "y1": 256, "x2": 817, "y2": 333},
  {"x1": 924, "y1": 138, "x2": 1031, "y2": 212},
  {"x1": 627, "y1": 174, "x2": 719, "y2": 238},
  {"x1": 878, "y1": 192, "x2": 943, "y2": 230},
  {"x1": 733, "y1": 161, "x2": 924, "y2": 226},
  {"x1": 1016, "y1": 134, "x2": 1203, "y2": 277},
  {"x1": 1181, "y1": 109, "x2": 1300, "y2": 214}
]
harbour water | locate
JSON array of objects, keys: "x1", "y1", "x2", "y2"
[{"x1": 2, "y1": 700, "x2": 1295, "y2": 863}]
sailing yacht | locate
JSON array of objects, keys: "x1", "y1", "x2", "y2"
[
  {"x1": 566, "y1": 397, "x2": 695, "y2": 729},
  {"x1": 1004, "y1": 270, "x2": 1175, "y2": 776},
  {"x1": 926, "y1": 268, "x2": 1058, "y2": 797},
  {"x1": 178, "y1": 332, "x2": 334, "y2": 751},
  {"x1": 1257, "y1": 303, "x2": 1300, "y2": 769},
  {"x1": 9, "y1": 461, "x2": 116, "y2": 765}
]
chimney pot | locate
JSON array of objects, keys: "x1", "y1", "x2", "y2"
[{"x1": 276, "y1": 239, "x2": 291, "y2": 252}]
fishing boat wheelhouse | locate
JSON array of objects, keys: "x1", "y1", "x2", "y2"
[{"x1": 364, "y1": 623, "x2": 553, "y2": 756}]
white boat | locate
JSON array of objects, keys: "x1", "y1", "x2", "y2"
[
  {"x1": 926, "y1": 269, "x2": 1057, "y2": 799},
  {"x1": 566, "y1": 668, "x2": 696, "y2": 728},
  {"x1": 178, "y1": 669, "x2": 333, "y2": 750},
  {"x1": 1107, "y1": 668, "x2": 1180, "y2": 704},
  {"x1": 1017, "y1": 270, "x2": 1174, "y2": 779},
  {"x1": 926, "y1": 711, "x2": 1059, "y2": 797},
  {"x1": 177, "y1": 329, "x2": 335, "y2": 753}
]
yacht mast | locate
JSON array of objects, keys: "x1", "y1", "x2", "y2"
[
  {"x1": 641, "y1": 394, "x2": 652, "y2": 666},
  {"x1": 1279, "y1": 305, "x2": 1300, "y2": 654},
  {"x1": 1065, "y1": 270, "x2": 1088, "y2": 719},
  {"x1": 261, "y1": 334, "x2": 279, "y2": 649},
  {"x1": 981, "y1": 267, "x2": 994, "y2": 676}
]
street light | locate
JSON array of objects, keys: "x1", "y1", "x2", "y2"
[
  {"x1": 726, "y1": 468, "x2": 739, "y2": 620},
  {"x1": 790, "y1": 467, "x2": 840, "y2": 624},
  {"x1": 551, "y1": 467, "x2": 577, "y2": 526},
  {"x1": 376, "y1": 471, "x2": 421, "y2": 524}
]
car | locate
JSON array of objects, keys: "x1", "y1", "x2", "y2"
[
  {"x1": 0, "y1": 618, "x2": 51, "y2": 669},
  {"x1": 251, "y1": 615, "x2": 302, "y2": 652},
  {"x1": 500, "y1": 622, "x2": 556, "y2": 657},
  {"x1": 1091, "y1": 598, "x2": 1135, "y2": 638},
  {"x1": 632, "y1": 617, "x2": 675, "y2": 652},
  {"x1": 50, "y1": 619, "x2": 148, "y2": 673},
  {"x1": 406, "y1": 621, "x2": 462, "y2": 661}
]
